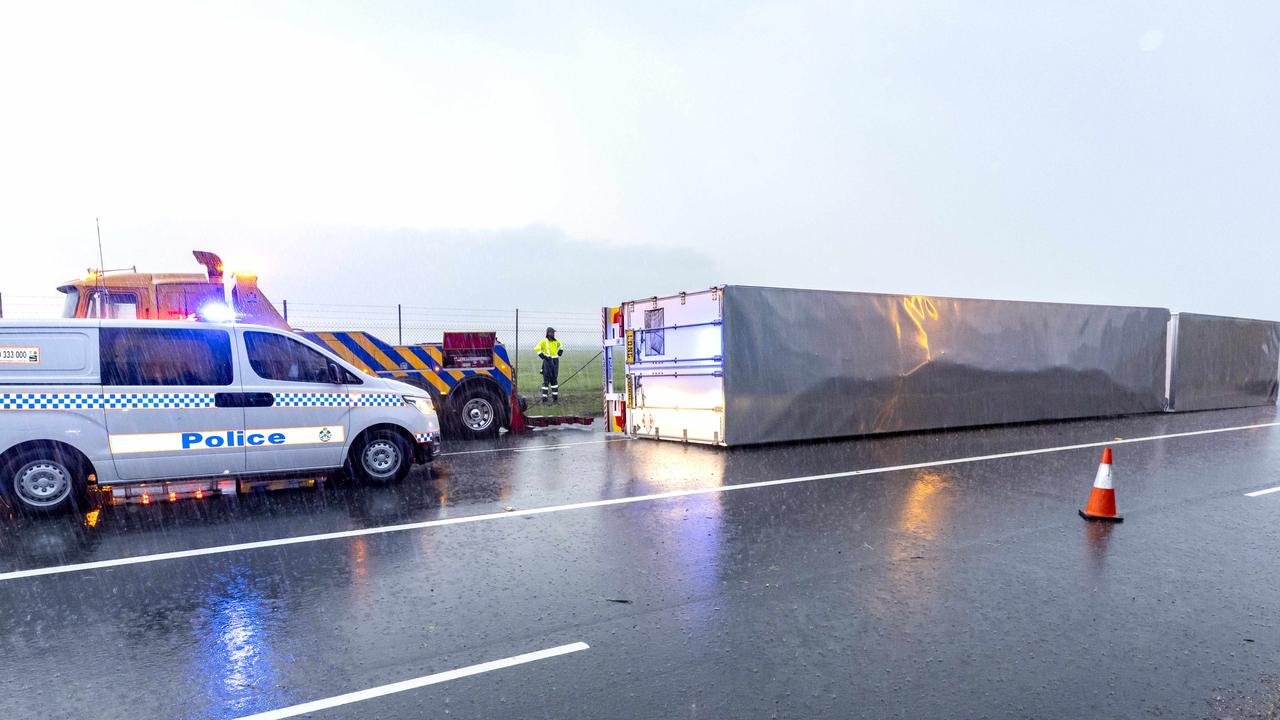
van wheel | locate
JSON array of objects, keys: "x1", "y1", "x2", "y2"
[
  {"x1": 2, "y1": 447, "x2": 88, "y2": 514},
  {"x1": 350, "y1": 430, "x2": 412, "y2": 485},
  {"x1": 451, "y1": 387, "x2": 505, "y2": 440}
]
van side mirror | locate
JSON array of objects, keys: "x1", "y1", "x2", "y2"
[{"x1": 328, "y1": 362, "x2": 347, "y2": 385}]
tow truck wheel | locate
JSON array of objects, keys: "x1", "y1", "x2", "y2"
[
  {"x1": 2, "y1": 446, "x2": 88, "y2": 515},
  {"x1": 350, "y1": 430, "x2": 412, "y2": 485},
  {"x1": 451, "y1": 387, "x2": 504, "y2": 440}
]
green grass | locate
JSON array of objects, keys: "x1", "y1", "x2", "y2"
[{"x1": 510, "y1": 348, "x2": 604, "y2": 418}]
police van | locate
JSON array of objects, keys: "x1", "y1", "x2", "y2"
[{"x1": 0, "y1": 319, "x2": 441, "y2": 512}]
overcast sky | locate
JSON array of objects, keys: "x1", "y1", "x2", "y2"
[{"x1": 1, "y1": 1, "x2": 1276, "y2": 316}]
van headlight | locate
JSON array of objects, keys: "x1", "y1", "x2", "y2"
[{"x1": 403, "y1": 396, "x2": 436, "y2": 415}]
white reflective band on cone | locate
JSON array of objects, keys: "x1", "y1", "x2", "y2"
[{"x1": 1093, "y1": 463, "x2": 1113, "y2": 490}]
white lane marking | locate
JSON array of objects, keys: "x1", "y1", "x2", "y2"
[
  {"x1": 441, "y1": 437, "x2": 625, "y2": 456},
  {"x1": 1245, "y1": 485, "x2": 1280, "y2": 497},
  {"x1": 234, "y1": 642, "x2": 589, "y2": 720},
  {"x1": 2, "y1": 420, "x2": 1278, "y2": 582}
]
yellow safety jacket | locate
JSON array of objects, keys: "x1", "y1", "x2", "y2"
[{"x1": 535, "y1": 338, "x2": 563, "y2": 358}]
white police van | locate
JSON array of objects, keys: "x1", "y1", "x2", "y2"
[{"x1": 0, "y1": 319, "x2": 441, "y2": 512}]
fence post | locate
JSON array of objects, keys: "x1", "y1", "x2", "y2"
[
  {"x1": 282, "y1": 299, "x2": 288, "y2": 323},
  {"x1": 397, "y1": 304, "x2": 403, "y2": 344},
  {"x1": 514, "y1": 308, "x2": 520, "y2": 392},
  {"x1": 0, "y1": 292, "x2": 4, "y2": 319}
]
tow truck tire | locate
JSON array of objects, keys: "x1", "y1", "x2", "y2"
[
  {"x1": 350, "y1": 430, "x2": 412, "y2": 485},
  {"x1": 450, "y1": 386, "x2": 505, "y2": 440},
  {"x1": 1, "y1": 445, "x2": 89, "y2": 515}
]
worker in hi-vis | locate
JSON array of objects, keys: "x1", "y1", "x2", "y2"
[{"x1": 535, "y1": 327, "x2": 564, "y2": 404}]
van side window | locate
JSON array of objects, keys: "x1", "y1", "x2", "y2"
[
  {"x1": 245, "y1": 332, "x2": 358, "y2": 384},
  {"x1": 100, "y1": 328, "x2": 234, "y2": 386}
]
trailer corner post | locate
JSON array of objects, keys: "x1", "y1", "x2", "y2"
[
  {"x1": 282, "y1": 299, "x2": 288, "y2": 323},
  {"x1": 397, "y1": 303, "x2": 403, "y2": 345},
  {"x1": 602, "y1": 305, "x2": 608, "y2": 424}
]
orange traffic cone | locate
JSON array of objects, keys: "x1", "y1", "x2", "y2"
[{"x1": 1079, "y1": 448, "x2": 1123, "y2": 522}]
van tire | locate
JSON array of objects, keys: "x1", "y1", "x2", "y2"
[
  {"x1": 350, "y1": 430, "x2": 412, "y2": 485},
  {"x1": 450, "y1": 386, "x2": 505, "y2": 440},
  {"x1": 1, "y1": 445, "x2": 89, "y2": 515}
]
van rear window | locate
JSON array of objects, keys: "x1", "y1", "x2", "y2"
[{"x1": 100, "y1": 328, "x2": 234, "y2": 386}]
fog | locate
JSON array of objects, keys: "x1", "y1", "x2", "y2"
[{"x1": 2, "y1": 1, "x2": 1277, "y2": 316}]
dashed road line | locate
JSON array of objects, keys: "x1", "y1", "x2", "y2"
[{"x1": 234, "y1": 642, "x2": 590, "y2": 720}]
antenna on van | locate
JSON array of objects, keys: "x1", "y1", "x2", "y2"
[{"x1": 95, "y1": 218, "x2": 105, "y2": 279}]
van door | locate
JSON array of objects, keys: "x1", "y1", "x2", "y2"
[
  {"x1": 238, "y1": 329, "x2": 354, "y2": 472},
  {"x1": 101, "y1": 326, "x2": 247, "y2": 480}
]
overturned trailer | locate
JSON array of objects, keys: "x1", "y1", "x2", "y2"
[
  {"x1": 601, "y1": 286, "x2": 1279, "y2": 446},
  {"x1": 1167, "y1": 312, "x2": 1280, "y2": 412}
]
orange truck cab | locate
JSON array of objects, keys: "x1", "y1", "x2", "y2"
[{"x1": 58, "y1": 251, "x2": 288, "y2": 329}]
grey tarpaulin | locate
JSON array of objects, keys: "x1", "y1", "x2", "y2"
[
  {"x1": 1167, "y1": 312, "x2": 1280, "y2": 412},
  {"x1": 720, "y1": 286, "x2": 1170, "y2": 445}
]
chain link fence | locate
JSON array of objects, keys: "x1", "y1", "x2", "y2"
[
  {"x1": 1, "y1": 294, "x2": 604, "y2": 417},
  {"x1": 0, "y1": 294, "x2": 65, "y2": 319},
  {"x1": 285, "y1": 302, "x2": 603, "y2": 416}
]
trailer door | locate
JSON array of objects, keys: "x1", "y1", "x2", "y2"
[{"x1": 622, "y1": 287, "x2": 725, "y2": 445}]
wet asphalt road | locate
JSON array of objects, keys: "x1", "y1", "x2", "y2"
[{"x1": 4, "y1": 408, "x2": 1280, "y2": 719}]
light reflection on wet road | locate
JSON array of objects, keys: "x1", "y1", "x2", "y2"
[{"x1": 2, "y1": 408, "x2": 1280, "y2": 719}]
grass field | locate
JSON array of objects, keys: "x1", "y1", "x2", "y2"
[{"x1": 511, "y1": 348, "x2": 605, "y2": 418}]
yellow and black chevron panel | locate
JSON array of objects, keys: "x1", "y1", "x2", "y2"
[{"x1": 301, "y1": 331, "x2": 514, "y2": 397}]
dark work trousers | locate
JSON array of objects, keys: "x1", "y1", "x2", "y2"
[{"x1": 541, "y1": 356, "x2": 560, "y2": 402}]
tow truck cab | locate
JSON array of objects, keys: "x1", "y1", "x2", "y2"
[{"x1": 58, "y1": 251, "x2": 288, "y2": 329}]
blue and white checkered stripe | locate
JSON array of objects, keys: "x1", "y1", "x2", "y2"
[
  {"x1": 414, "y1": 433, "x2": 436, "y2": 443},
  {"x1": 349, "y1": 393, "x2": 404, "y2": 408},
  {"x1": 272, "y1": 392, "x2": 351, "y2": 408},
  {"x1": 0, "y1": 392, "x2": 216, "y2": 410},
  {"x1": 0, "y1": 393, "x2": 104, "y2": 410},
  {"x1": 271, "y1": 392, "x2": 403, "y2": 408},
  {"x1": 101, "y1": 393, "x2": 216, "y2": 409},
  {"x1": 0, "y1": 391, "x2": 405, "y2": 411}
]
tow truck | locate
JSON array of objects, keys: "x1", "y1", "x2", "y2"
[{"x1": 59, "y1": 251, "x2": 521, "y2": 440}]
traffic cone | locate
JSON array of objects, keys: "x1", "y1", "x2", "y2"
[{"x1": 1079, "y1": 448, "x2": 1123, "y2": 522}]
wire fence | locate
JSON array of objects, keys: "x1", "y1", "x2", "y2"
[
  {"x1": 0, "y1": 294, "x2": 64, "y2": 319},
  {"x1": 0, "y1": 294, "x2": 605, "y2": 416},
  {"x1": 285, "y1": 302, "x2": 604, "y2": 416}
]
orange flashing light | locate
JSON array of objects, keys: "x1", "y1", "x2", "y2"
[
  {"x1": 194, "y1": 489, "x2": 204, "y2": 500},
  {"x1": 141, "y1": 492, "x2": 151, "y2": 505},
  {"x1": 168, "y1": 491, "x2": 178, "y2": 503}
]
